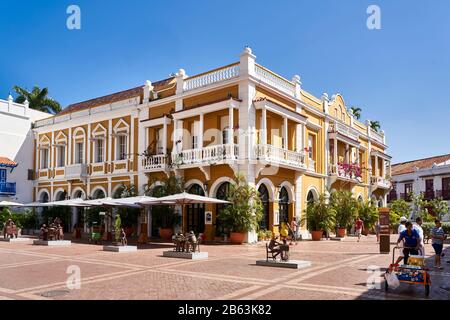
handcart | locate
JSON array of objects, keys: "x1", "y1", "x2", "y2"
[
  {"x1": 89, "y1": 222, "x2": 102, "y2": 244},
  {"x1": 384, "y1": 246, "x2": 431, "y2": 296}
]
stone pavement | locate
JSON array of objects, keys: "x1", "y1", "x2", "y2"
[{"x1": 0, "y1": 235, "x2": 449, "y2": 300}]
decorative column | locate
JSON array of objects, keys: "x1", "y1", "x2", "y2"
[
  {"x1": 283, "y1": 117, "x2": 288, "y2": 150},
  {"x1": 108, "y1": 119, "x2": 113, "y2": 171},
  {"x1": 375, "y1": 154, "x2": 379, "y2": 177},
  {"x1": 292, "y1": 75, "x2": 302, "y2": 100},
  {"x1": 333, "y1": 138, "x2": 338, "y2": 171},
  {"x1": 261, "y1": 107, "x2": 267, "y2": 145},
  {"x1": 199, "y1": 113, "x2": 204, "y2": 149},
  {"x1": 163, "y1": 117, "x2": 168, "y2": 155},
  {"x1": 228, "y1": 106, "x2": 234, "y2": 158}
]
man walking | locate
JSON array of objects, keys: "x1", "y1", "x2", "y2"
[
  {"x1": 355, "y1": 217, "x2": 364, "y2": 242},
  {"x1": 413, "y1": 216, "x2": 425, "y2": 256},
  {"x1": 430, "y1": 219, "x2": 446, "y2": 269}
]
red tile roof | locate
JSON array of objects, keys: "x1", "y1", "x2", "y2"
[
  {"x1": 0, "y1": 157, "x2": 17, "y2": 168},
  {"x1": 391, "y1": 154, "x2": 450, "y2": 176},
  {"x1": 57, "y1": 77, "x2": 175, "y2": 116}
]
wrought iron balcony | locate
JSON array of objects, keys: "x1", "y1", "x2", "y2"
[
  {"x1": 436, "y1": 190, "x2": 450, "y2": 200},
  {"x1": 0, "y1": 182, "x2": 16, "y2": 195}
]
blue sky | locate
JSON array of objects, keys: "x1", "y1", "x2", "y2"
[{"x1": 1, "y1": 0, "x2": 449, "y2": 163}]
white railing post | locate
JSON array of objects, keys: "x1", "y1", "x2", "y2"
[{"x1": 292, "y1": 75, "x2": 302, "y2": 100}]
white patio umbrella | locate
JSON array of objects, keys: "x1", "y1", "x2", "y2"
[
  {"x1": 22, "y1": 202, "x2": 54, "y2": 207},
  {"x1": 0, "y1": 200, "x2": 23, "y2": 207},
  {"x1": 102, "y1": 196, "x2": 156, "y2": 208},
  {"x1": 82, "y1": 197, "x2": 114, "y2": 207},
  {"x1": 137, "y1": 192, "x2": 230, "y2": 233},
  {"x1": 46, "y1": 198, "x2": 89, "y2": 207}
]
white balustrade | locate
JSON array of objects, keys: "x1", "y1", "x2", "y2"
[
  {"x1": 371, "y1": 176, "x2": 391, "y2": 188},
  {"x1": 65, "y1": 164, "x2": 88, "y2": 179},
  {"x1": 329, "y1": 122, "x2": 360, "y2": 141},
  {"x1": 254, "y1": 144, "x2": 306, "y2": 169},
  {"x1": 254, "y1": 64, "x2": 296, "y2": 96},
  {"x1": 370, "y1": 129, "x2": 384, "y2": 144},
  {"x1": 172, "y1": 144, "x2": 238, "y2": 166},
  {"x1": 142, "y1": 154, "x2": 168, "y2": 171},
  {"x1": 184, "y1": 64, "x2": 240, "y2": 92}
]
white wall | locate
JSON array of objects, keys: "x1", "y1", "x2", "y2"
[{"x1": 0, "y1": 98, "x2": 51, "y2": 203}]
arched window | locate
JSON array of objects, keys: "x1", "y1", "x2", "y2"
[
  {"x1": 186, "y1": 184, "x2": 205, "y2": 234},
  {"x1": 40, "y1": 191, "x2": 49, "y2": 203},
  {"x1": 55, "y1": 191, "x2": 67, "y2": 201},
  {"x1": 215, "y1": 182, "x2": 230, "y2": 237},
  {"x1": 279, "y1": 187, "x2": 289, "y2": 224},
  {"x1": 358, "y1": 195, "x2": 363, "y2": 203},
  {"x1": 258, "y1": 184, "x2": 270, "y2": 230},
  {"x1": 307, "y1": 190, "x2": 315, "y2": 205},
  {"x1": 73, "y1": 190, "x2": 84, "y2": 199}
]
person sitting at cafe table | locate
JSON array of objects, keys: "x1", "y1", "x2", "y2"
[{"x1": 396, "y1": 221, "x2": 421, "y2": 265}]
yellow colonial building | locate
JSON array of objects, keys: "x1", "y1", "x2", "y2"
[{"x1": 32, "y1": 47, "x2": 391, "y2": 241}]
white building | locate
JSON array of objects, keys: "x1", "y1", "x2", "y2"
[
  {"x1": 389, "y1": 154, "x2": 450, "y2": 221},
  {"x1": 0, "y1": 94, "x2": 50, "y2": 204}
]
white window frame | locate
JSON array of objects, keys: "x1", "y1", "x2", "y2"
[
  {"x1": 56, "y1": 145, "x2": 66, "y2": 168},
  {"x1": 94, "y1": 138, "x2": 105, "y2": 163},
  {"x1": 74, "y1": 141, "x2": 84, "y2": 164},
  {"x1": 116, "y1": 134, "x2": 128, "y2": 161},
  {"x1": 40, "y1": 148, "x2": 49, "y2": 169}
]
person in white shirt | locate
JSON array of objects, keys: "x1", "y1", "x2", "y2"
[
  {"x1": 396, "y1": 217, "x2": 408, "y2": 263},
  {"x1": 413, "y1": 216, "x2": 425, "y2": 256},
  {"x1": 398, "y1": 217, "x2": 407, "y2": 234}
]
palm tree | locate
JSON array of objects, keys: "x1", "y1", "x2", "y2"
[
  {"x1": 370, "y1": 120, "x2": 381, "y2": 132},
  {"x1": 350, "y1": 107, "x2": 362, "y2": 120},
  {"x1": 13, "y1": 85, "x2": 61, "y2": 114}
]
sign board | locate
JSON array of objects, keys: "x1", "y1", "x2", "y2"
[
  {"x1": 205, "y1": 211, "x2": 212, "y2": 225},
  {"x1": 379, "y1": 208, "x2": 391, "y2": 254},
  {"x1": 99, "y1": 211, "x2": 106, "y2": 216},
  {"x1": 273, "y1": 210, "x2": 280, "y2": 226}
]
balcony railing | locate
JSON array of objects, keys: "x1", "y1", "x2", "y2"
[
  {"x1": 400, "y1": 193, "x2": 412, "y2": 202},
  {"x1": 329, "y1": 122, "x2": 360, "y2": 141},
  {"x1": 254, "y1": 64, "x2": 296, "y2": 96},
  {"x1": 142, "y1": 154, "x2": 168, "y2": 171},
  {"x1": 330, "y1": 163, "x2": 362, "y2": 182},
  {"x1": 387, "y1": 190, "x2": 397, "y2": 203},
  {"x1": 422, "y1": 190, "x2": 435, "y2": 201},
  {"x1": 65, "y1": 164, "x2": 88, "y2": 180},
  {"x1": 370, "y1": 128, "x2": 384, "y2": 144},
  {"x1": 172, "y1": 144, "x2": 238, "y2": 166},
  {"x1": 254, "y1": 144, "x2": 306, "y2": 169},
  {"x1": 0, "y1": 182, "x2": 16, "y2": 195},
  {"x1": 308, "y1": 159, "x2": 316, "y2": 171},
  {"x1": 370, "y1": 176, "x2": 391, "y2": 189},
  {"x1": 184, "y1": 64, "x2": 240, "y2": 92},
  {"x1": 436, "y1": 190, "x2": 450, "y2": 200}
]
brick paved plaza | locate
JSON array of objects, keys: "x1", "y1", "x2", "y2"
[{"x1": 0, "y1": 235, "x2": 449, "y2": 300}]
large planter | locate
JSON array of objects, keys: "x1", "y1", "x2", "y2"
[
  {"x1": 337, "y1": 228, "x2": 347, "y2": 238},
  {"x1": 311, "y1": 230, "x2": 323, "y2": 241},
  {"x1": 230, "y1": 232, "x2": 245, "y2": 244},
  {"x1": 159, "y1": 228, "x2": 173, "y2": 241}
]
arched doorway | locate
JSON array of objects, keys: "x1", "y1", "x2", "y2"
[
  {"x1": 72, "y1": 190, "x2": 85, "y2": 231},
  {"x1": 92, "y1": 189, "x2": 106, "y2": 199},
  {"x1": 307, "y1": 190, "x2": 315, "y2": 205},
  {"x1": 150, "y1": 185, "x2": 164, "y2": 237},
  {"x1": 215, "y1": 182, "x2": 230, "y2": 237},
  {"x1": 279, "y1": 187, "x2": 289, "y2": 224},
  {"x1": 55, "y1": 190, "x2": 67, "y2": 201},
  {"x1": 186, "y1": 184, "x2": 205, "y2": 234},
  {"x1": 39, "y1": 191, "x2": 49, "y2": 203},
  {"x1": 73, "y1": 190, "x2": 84, "y2": 199},
  {"x1": 258, "y1": 184, "x2": 270, "y2": 230}
]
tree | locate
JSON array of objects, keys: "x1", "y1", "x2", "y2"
[
  {"x1": 370, "y1": 120, "x2": 381, "y2": 132},
  {"x1": 13, "y1": 85, "x2": 61, "y2": 114},
  {"x1": 357, "y1": 200, "x2": 379, "y2": 232},
  {"x1": 389, "y1": 199, "x2": 409, "y2": 228},
  {"x1": 427, "y1": 198, "x2": 449, "y2": 221},
  {"x1": 330, "y1": 191, "x2": 358, "y2": 230},
  {"x1": 410, "y1": 193, "x2": 431, "y2": 221},
  {"x1": 350, "y1": 107, "x2": 362, "y2": 120},
  {"x1": 219, "y1": 173, "x2": 263, "y2": 233}
]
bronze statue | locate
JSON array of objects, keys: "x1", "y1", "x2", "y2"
[
  {"x1": 184, "y1": 231, "x2": 198, "y2": 253},
  {"x1": 38, "y1": 218, "x2": 64, "y2": 241},
  {"x1": 267, "y1": 235, "x2": 290, "y2": 262},
  {"x1": 173, "y1": 232, "x2": 186, "y2": 252},
  {"x1": 3, "y1": 219, "x2": 18, "y2": 239},
  {"x1": 39, "y1": 224, "x2": 48, "y2": 241}
]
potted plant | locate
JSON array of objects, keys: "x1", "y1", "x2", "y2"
[
  {"x1": 257, "y1": 230, "x2": 266, "y2": 242},
  {"x1": 219, "y1": 174, "x2": 263, "y2": 244},
  {"x1": 302, "y1": 194, "x2": 336, "y2": 241},
  {"x1": 330, "y1": 191, "x2": 357, "y2": 237},
  {"x1": 357, "y1": 200, "x2": 378, "y2": 235}
]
